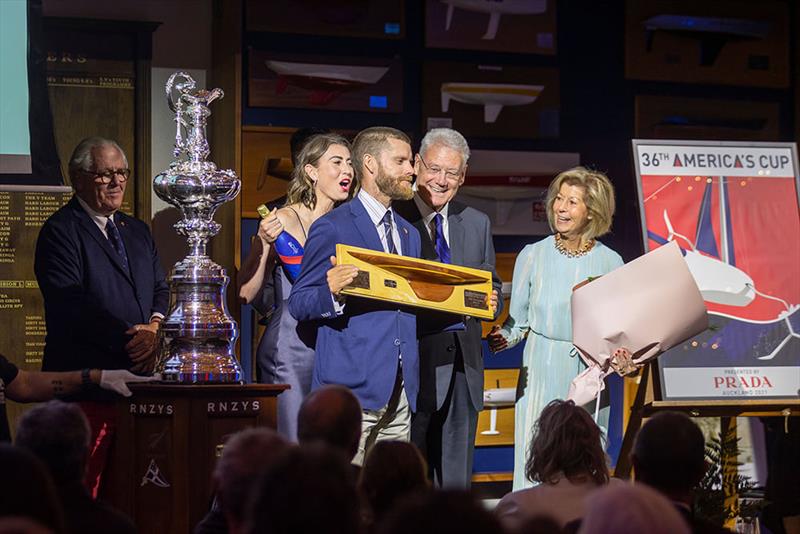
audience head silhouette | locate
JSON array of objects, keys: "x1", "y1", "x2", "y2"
[
  {"x1": 245, "y1": 443, "x2": 360, "y2": 534},
  {"x1": 632, "y1": 411, "x2": 706, "y2": 499},
  {"x1": 15, "y1": 400, "x2": 90, "y2": 485},
  {"x1": 0, "y1": 443, "x2": 64, "y2": 533},
  {"x1": 214, "y1": 427, "x2": 290, "y2": 534},
  {"x1": 297, "y1": 384, "x2": 362, "y2": 460},
  {"x1": 577, "y1": 483, "x2": 690, "y2": 534},
  {"x1": 526, "y1": 399, "x2": 608, "y2": 485},
  {"x1": 358, "y1": 441, "x2": 429, "y2": 528}
]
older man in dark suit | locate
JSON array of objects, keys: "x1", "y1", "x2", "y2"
[
  {"x1": 394, "y1": 128, "x2": 502, "y2": 488},
  {"x1": 34, "y1": 136, "x2": 168, "y2": 494}
]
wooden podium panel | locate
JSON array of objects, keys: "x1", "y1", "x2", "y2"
[{"x1": 105, "y1": 383, "x2": 287, "y2": 534}]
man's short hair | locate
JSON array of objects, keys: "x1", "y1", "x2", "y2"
[
  {"x1": 67, "y1": 136, "x2": 127, "y2": 180},
  {"x1": 297, "y1": 385, "x2": 362, "y2": 458},
  {"x1": 633, "y1": 411, "x2": 706, "y2": 493},
  {"x1": 15, "y1": 400, "x2": 91, "y2": 484},
  {"x1": 214, "y1": 427, "x2": 289, "y2": 523},
  {"x1": 351, "y1": 126, "x2": 411, "y2": 174},
  {"x1": 418, "y1": 128, "x2": 470, "y2": 168}
]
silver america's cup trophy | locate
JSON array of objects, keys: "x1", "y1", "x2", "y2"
[{"x1": 153, "y1": 71, "x2": 242, "y2": 383}]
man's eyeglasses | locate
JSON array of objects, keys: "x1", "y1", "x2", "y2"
[
  {"x1": 417, "y1": 155, "x2": 462, "y2": 182},
  {"x1": 84, "y1": 168, "x2": 131, "y2": 184}
]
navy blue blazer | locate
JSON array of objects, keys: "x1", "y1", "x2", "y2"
[
  {"x1": 34, "y1": 196, "x2": 169, "y2": 373},
  {"x1": 288, "y1": 197, "x2": 422, "y2": 411}
]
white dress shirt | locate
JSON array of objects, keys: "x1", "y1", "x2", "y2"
[{"x1": 358, "y1": 189, "x2": 403, "y2": 255}]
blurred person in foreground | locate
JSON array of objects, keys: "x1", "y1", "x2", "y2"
[
  {"x1": 633, "y1": 411, "x2": 732, "y2": 534},
  {"x1": 297, "y1": 384, "x2": 362, "y2": 463},
  {"x1": 495, "y1": 399, "x2": 624, "y2": 531},
  {"x1": 378, "y1": 489, "x2": 506, "y2": 534},
  {"x1": 577, "y1": 483, "x2": 690, "y2": 534},
  {"x1": 245, "y1": 444, "x2": 360, "y2": 534},
  {"x1": 194, "y1": 427, "x2": 290, "y2": 534},
  {"x1": 15, "y1": 401, "x2": 136, "y2": 534},
  {"x1": 0, "y1": 443, "x2": 64, "y2": 534},
  {"x1": 358, "y1": 441, "x2": 429, "y2": 532}
]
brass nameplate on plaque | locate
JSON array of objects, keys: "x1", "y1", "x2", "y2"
[{"x1": 336, "y1": 244, "x2": 493, "y2": 319}]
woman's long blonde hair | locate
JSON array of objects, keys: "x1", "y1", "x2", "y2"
[{"x1": 285, "y1": 133, "x2": 354, "y2": 209}]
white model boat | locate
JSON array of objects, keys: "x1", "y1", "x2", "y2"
[
  {"x1": 441, "y1": 82, "x2": 543, "y2": 123},
  {"x1": 483, "y1": 387, "x2": 516, "y2": 407},
  {"x1": 442, "y1": 0, "x2": 547, "y2": 40},
  {"x1": 481, "y1": 386, "x2": 516, "y2": 436},
  {"x1": 664, "y1": 210, "x2": 755, "y2": 307}
]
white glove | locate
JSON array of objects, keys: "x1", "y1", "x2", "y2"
[{"x1": 99, "y1": 370, "x2": 161, "y2": 397}]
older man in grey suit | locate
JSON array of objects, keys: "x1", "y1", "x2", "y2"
[{"x1": 394, "y1": 128, "x2": 502, "y2": 488}]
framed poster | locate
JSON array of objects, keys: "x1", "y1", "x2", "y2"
[
  {"x1": 422, "y1": 62, "x2": 559, "y2": 139},
  {"x1": 245, "y1": 0, "x2": 405, "y2": 39},
  {"x1": 625, "y1": 0, "x2": 790, "y2": 88},
  {"x1": 425, "y1": 0, "x2": 556, "y2": 55},
  {"x1": 632, "y1": 139, "x2": 800, "y2": 400},
  {"x1": 248, "y1": 51, "x2": 403, "y2": 113}
]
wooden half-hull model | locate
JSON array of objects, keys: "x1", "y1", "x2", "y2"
[{"x1": 336, "y1": 244, "x2": 494, "y2": 320}]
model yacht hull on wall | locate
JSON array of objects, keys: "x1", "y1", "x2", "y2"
[
  {"x1": 442, "y1": 0, "x2": 547, "y2": 39},
  {"x1": 266, "y1": 60, "x2": 390, "y2": 105},
  {"x1": 441, "y1": 83, "x2": 543, "y2": 123},
  {"x1": 644, "y1": 14, "x2": 770, "y2": 66}
]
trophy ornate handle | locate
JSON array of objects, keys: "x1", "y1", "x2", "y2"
[
  {"x1": 165, "y1": 71, "x2": 196, "y2": 113},
  {"x1": 165, "y1": 72, "x2": 195, "y2": 158}
]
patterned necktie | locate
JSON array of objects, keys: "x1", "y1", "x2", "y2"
[
  {"x1": 381, "y1": 210, "x2": 397, "y2": 254},
  {"x1": 433, "y1": 213, "x2": 451, "y2": 264},
  {"x1": 106, "y1": 216, "x2": 129, "y2": 272}
]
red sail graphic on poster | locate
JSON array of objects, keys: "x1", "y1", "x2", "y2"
[{"x1": 642, "y1": 174, "x2": 799, "y2": 322}]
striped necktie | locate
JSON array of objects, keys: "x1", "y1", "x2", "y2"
[
  {"x1": 381, "y1": 210, "x2": 397, "y2": 254},
  {"x1": 106, "y1": 216, "x2": 129, "y2": 272}
]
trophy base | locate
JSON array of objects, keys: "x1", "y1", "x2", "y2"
[
  {"x1": 160, "y1": 369, "x2": 243, "y2": 384},
  {"x1": 157, "y1": 352, "x2": 243, "y2": 384}
]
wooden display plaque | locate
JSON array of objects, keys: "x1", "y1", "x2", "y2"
[{"x1": 337, "y1": 244, "x2": 494, "y2": 320}]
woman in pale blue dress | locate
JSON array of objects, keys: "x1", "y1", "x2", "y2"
[
  {"x1": 488, "y1": 167, "x2": 623, "y2": 490},
  {"x1": 239, "y1": 133, "x2": 355, "y2": 441}
]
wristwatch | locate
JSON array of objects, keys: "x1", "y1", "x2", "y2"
[{"x1": 81, "y1": 368, "x2": 94, "y2": 390}]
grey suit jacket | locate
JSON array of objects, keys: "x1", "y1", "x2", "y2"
[{"x1": 394, "y1": 198, "x2": 503, "y2": 413}]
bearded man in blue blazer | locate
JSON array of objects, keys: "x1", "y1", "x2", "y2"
[
  {"x1": 34, "y1": 137, "x2": 168, "y2": 494},
  {"x1": 288, "y1": 127, "x2": 421, "y2": 464}
]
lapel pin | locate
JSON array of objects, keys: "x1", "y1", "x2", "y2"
[{"x1": 403, "y1": 228, "x2": 408, "y2": 235}]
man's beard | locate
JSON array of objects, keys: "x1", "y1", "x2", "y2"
[{"x1": 375, "y1": 164, "x2": 413, "y2": 201}]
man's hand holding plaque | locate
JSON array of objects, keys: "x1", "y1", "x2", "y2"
[
  {"x1": 335, "y1": 244, "x2": 494, "y2": 319},
  {"x1": 327, "y1": 255, "x2": 359, "y2": 297}
]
